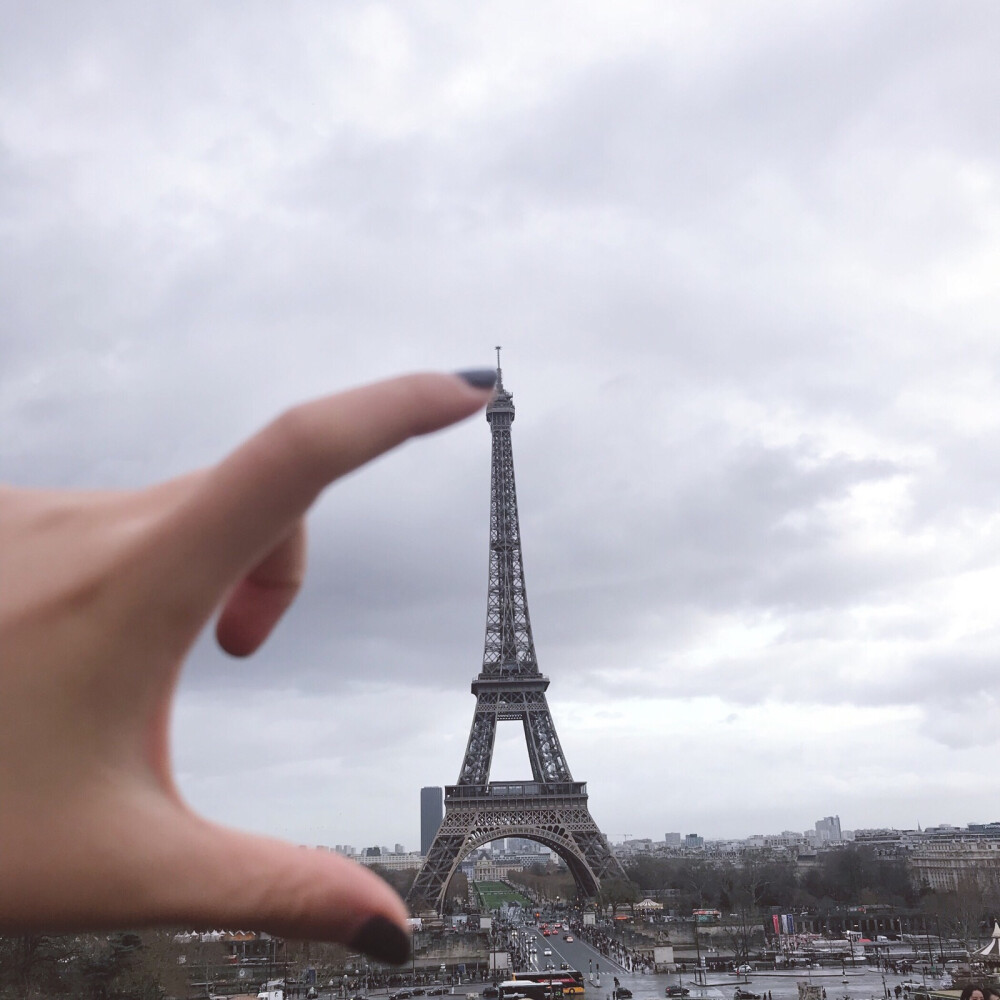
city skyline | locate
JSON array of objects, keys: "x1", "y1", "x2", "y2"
[
  {"x1": 328, "y1": 812, "x2": 1000, "y2": 859},
  {"x1": 3, "y1": 3, "x2": 999, "y2": 851}
]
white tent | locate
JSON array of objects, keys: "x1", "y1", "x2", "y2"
[
  {"x1": 975, "y1": 921, "x2": 1000, "y2": 964},
  {"x1": 634, "y1": 898, "x2": 664, "y2": 911}
]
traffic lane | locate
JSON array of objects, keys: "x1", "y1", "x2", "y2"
[
  {"x1": 517, "y1": 928, "x2": 627, "y2": 977},
  {"x1": 560, "y1": 936, "x2": 627, "y2": 975}
]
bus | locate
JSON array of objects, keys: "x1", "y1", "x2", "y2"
[
  {"x1": 512, "y1": 970, "x2": 585, "y2": 995},
  {"x1": 499, "y1": 980, "x2": 564, "y2": 1000}
]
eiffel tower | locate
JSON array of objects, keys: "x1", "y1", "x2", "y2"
[{"x1": 408, "y1": 351, "x2": 625, "y2": 913}]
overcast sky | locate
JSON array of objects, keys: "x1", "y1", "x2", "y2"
[{"x1": 3, "y1": 2, "x2": 999, "y2": 855}]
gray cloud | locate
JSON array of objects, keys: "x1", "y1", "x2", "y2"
[{"x1": 4, "y1": 0, "x2": 1000, "y2": 846}]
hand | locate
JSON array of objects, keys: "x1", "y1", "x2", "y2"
[{"x1": 0, "y1": 370, "x2": 496, "y2": 963}]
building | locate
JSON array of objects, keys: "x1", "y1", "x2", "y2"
[
  {"x1": 615, "y1": 838, "x2": 655, "y2": 855},
  {"x1": 421, "y1": 786, "x2": 443, "y2": 856},
  {"x1": 358, "y1": 851, "x2": 425, "y2": 871},
  {"x1": 506, "y1": 837, "x2": 545, "y2": 854},
  {"x1": 472, "y1": 858, "x2": 524, "y2": 881},
  {"x1": 909, "y1": 839, "x2": 1000, "y2": 892},
  {"x1": 815, "y1": 816, "x2": 842, "y2": 844},
  {"x1": 853, "y1": 828, "x2": 908, "y2": 858},
  {"x1": 664, "y1": 832, "x2": 681, "y2": 847}
]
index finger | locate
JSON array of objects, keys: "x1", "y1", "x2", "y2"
[{"x1": 157, "y1": 370, "x2": 496, "y2": 602}]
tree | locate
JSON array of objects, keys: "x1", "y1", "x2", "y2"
[
  {"x1": 926, "y1": 874, "x2": 990, "y2": 953},
  {"x1": 369, "y1": 865, "x2": 418, "y2": 899},
  {"x1": 0, "y1": 933, "x2": 72, "y2": 999},
  {"x1": 598, "y1": 877, "x2": 639, "y2": 917},
  {"x1": 507, "y1": 868, "x2": 576, "y2": 904},
  {"x1": 718, "y1": 853, "x2": 773, "y2": 964},
  {"x1": 65, "y1": 932, "x2": 163, "y2": 1000}
]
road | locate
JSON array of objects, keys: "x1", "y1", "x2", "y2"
[
  {"x1": 297, "y1": 965, "x2": 935, "y2": 1000},
  {"x1": 511, "y1": 924, "x2": 630, "y2": 981}
]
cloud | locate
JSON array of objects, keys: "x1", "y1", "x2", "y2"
[{"x1": 4, "y1": 0, "x2": 1000, "y2": 846}]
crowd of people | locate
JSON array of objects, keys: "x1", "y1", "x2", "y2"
[{"x1": 575, "y1": 922, "x2": 657, "y2": 974}]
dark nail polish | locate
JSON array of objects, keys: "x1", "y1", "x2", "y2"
[
  {"x1": 351, "y1": 914, "x2": 411, "y2": 965},
  {"x1": 456, "y1": 368, "x2": 498, "y2": 390}
]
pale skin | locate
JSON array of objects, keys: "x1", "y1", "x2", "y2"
[{"x1": 0, "y1": 372, "x2": 495, "y2": 957}]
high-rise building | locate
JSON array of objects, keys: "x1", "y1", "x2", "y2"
[
  {"x1": 815, "y1": 816, "x2": 842, "y2": 843},
  {"x1": 421, "y1": 786, "x2": 443, "y2": 856},
  {"x1": 664, "y1": 832, "x2": 681, "y2": 846}
]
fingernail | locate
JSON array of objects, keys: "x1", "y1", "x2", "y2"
[
  {"x1": 351, "y1": 914, "x2": 411, "y2": 965},
  {"x1": 455, "y1": 368, "x2": 498, "y2": 390}
]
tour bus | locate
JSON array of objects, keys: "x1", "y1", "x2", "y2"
[
  {"x1": 512, "y1": 970, "x2": 585, "y2": 995},
  {"x1": 499, "y1": 980, "x2": 564, "y2": 1000}
]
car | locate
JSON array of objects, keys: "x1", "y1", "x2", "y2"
[
  {"x1": 482, "y1": 988, "x2": 499, "y2": 998},
  {"x1": 545, "y1": 963, "x2": 555, "y2": 971},
  {"x1": 560, "y1": 964, "x2": 570, "y2": 971},
  {"x1": 427, "y1": 990, "x2": 447, "y2": 996},
  {"x1": 666, "y1": 988, "x2": 690, "y2": 998},
  {"x1": 543, "y1": 948, "x2": 552, "y2": 956},
  {"x1": 734, "y1": 990, "x2": 760, "y2": 1000},
  {"x1": 736, "y1": 965, "x2": 753, "y2": 975},
  {"x1": 413, "y1": 990, "x2": 426, "y2": 996},
  {"x1": 615, "y1": 990, "x2": 633, "y2": 999}
]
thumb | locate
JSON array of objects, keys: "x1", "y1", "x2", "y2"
[{"x1": 168, "y1": 818, "x2": 412, "y2": 963}]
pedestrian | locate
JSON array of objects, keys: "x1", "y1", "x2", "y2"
[{"x1": 958, "y1": 987, "x2": 984, "y2": 1000}]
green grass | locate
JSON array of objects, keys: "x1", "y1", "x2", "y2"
[{"x1": 474, "y1": 880, "x2": 534, "y2": 910}]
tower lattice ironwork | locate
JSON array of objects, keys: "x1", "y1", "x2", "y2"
[{"x1": 408, "y1": 353, "x2": 625, "y2": 913}]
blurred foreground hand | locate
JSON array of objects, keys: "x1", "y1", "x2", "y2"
[{"x1": 0, "y1": 370, "x2": 496, "y2": 963}]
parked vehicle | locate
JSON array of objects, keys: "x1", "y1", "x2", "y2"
[{"x1": 666, "y1": 988, "x2": 690, "y2": 997}]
